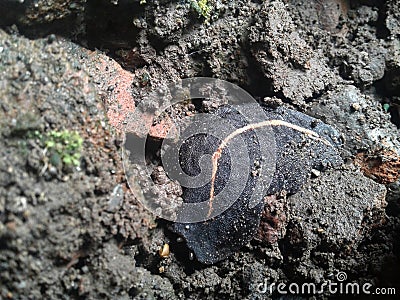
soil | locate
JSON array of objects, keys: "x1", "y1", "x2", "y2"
[{"x1": 0, "y1": 0, "x2": 399, "y2": 299}]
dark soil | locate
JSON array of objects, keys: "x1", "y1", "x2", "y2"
[{"x1": 0, "y1": 0, "x2": 399, "y2": 299}]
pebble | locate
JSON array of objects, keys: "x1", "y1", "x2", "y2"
[{"x1": 311, "y1": 169, "x2": 321, "y2": 177}]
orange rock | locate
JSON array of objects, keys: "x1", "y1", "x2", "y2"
[
  {"x1": 87, "y1": 50, "x2": 173, "y2": 139},
  {"x1": 355, "y1": 150, "x2": 400, "y2": 184}
]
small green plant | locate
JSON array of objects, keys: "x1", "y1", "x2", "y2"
[
  {"x1": 383, "y1": 103, "x2": 390, "y2": 113},
  {"x1": 189, "y1": 0, "x2": 212, "y2": 20},
  {"x1": 43, "y1": 130, "x2": 83, "y2": 166}
]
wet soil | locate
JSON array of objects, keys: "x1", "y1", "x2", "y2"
[{"x1": 0, "y1": 0, "x2": 400, "y2": 299}]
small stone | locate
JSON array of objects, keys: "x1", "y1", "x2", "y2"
[
  {"x1": 311, "y1": 169, "x2": 321, "y2": 177},
  {"x1": 159, "y1": 244, "x2": 170, "y2": 258},
  {"x1": 48, "y1": 166, "x2": 58, "y2": 176},
  {"x1": 47, "y1": 34, "x2": 56, "y2": 44},
  {"x1": 107, "y1": 185, "x2": 123, "y2": 211},
  {"x1": 351, "y1": 103, "x2": 361, "y2": 111}
]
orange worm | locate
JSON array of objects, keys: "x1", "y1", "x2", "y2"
[{"x1": 207, "y1": 119, "x2": 334, "y2": 218}]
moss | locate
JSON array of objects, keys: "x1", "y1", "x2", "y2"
[
  {"x1": 43, "y1": 130, "x2": 83, "y2": 166},
  {"x1": 27, "y1": 129, "x2": 83, "y2": 168},
  {"x1": 383, "y1": 103, "x2": 390, "y2": 113},
  {"x1": 188, "y1": 0, "x2": 212, "y2": 20}
]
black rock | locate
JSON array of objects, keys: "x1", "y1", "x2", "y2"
[{"x1": 172, "y1": 105, "x2": 343, "y2": 264}]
